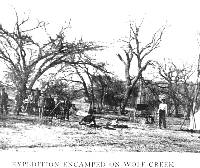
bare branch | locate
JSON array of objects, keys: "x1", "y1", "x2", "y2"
[{"x1": 117, "y1": 53, "x2": 126, "y2": 65}]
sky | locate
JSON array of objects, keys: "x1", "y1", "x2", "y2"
[{"x1": 1, "y1": 0, "x2": 200, "y2": 81}]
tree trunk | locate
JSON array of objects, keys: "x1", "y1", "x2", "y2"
[
  {"x1": 136, "y1": 78, "x2": 143, "y2": 104},
  {"x1": 120, "y1": 86, "x2": 132, "y2": 114},
  {"x1": 174, "y1": 103, "x2": 179, "y2": 117},
  {"x1": 136, "y1": 60, "x2": 142, "y2": 104},
  {"x1": 186, "y1": 104, "x2": 192, "y2": 119},
  {"x1": 120, "y1": 62, "x2": 150, "y2": 115},
  {"x1": 172, "y1": 97, "x2": 179, "y2": 117},
  {"x1": 15, "y1": 83, "x2": 27, "y2": 115},
  {"x1": 91, "y1": 88, "x2": 95, "y2": 110}
]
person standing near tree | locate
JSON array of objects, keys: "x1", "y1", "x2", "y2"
[
  {"x1": 38, "y1": 92, "x2": 45, "y2": 119},
  {"x1": 26, "y1": 90, "x2": 34, "y2": 115},
  {"x1": 0, "y1": 88, "x2": 9, "y2": 115},
  {"x1": 65, "y1": 98, "x2": 72, "y2": 120},
  {"x1": 157, "y1": 99, "x2": 168, "y2": 129}
]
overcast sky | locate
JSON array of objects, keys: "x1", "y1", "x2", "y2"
[{"x1": 1, "y1": 0, "x2": 200, "y2": 80}]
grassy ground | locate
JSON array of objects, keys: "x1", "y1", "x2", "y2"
[{"x1": 0, "y1": 113, "x2": 200, "y2": 152}]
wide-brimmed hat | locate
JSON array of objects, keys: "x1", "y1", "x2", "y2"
[{"x1": 159, "y1": 94, "x2": 166, "y2": 100}]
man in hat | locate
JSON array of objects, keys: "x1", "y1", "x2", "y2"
[{"x1": 157, "y1": 98, "x2": 168, "y2": 129}]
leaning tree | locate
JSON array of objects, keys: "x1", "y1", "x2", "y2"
[
  {"x1": 117, "y1": 20, "x2": 166, "y2": 114},
  {"x1": 0, "y1": 12, "x2": 101, "y2": 115}
]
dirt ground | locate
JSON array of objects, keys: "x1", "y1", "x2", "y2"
[{"x1": 0, "y1": 113, "x2": 200, "y2": 152}]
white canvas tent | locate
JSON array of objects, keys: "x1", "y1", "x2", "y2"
[{"x1": 189, "y1": 110, "x2": 200, "y2": 130}]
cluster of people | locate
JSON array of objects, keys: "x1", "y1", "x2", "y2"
[
  {"x1": 25, "y1": 89, "x2": 72, "y2": 120},
  {"x1": 24, "y1": 88, "x2": 41, "y2": 115},
  {"x1": 0, "y1": 86, "x2": 74, "y2": 121},
  {"x1": 14, "y1": 88, "x2": 73, "y2": 120}
]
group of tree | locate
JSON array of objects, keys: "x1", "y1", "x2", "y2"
[
  {"x1": 43, "y1": 56, "x2": 126, "y2": 112},
  {"x1": 1, "y1": 11, "x2": 200, "y2": 120},
  {"x1": 0, "y1": 12, "x2": 102, "y2": 114}
]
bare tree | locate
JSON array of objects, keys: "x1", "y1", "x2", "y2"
[
  {"x1": 68, "y1": 60, "x2": 108, "y2": 110},
  {"x1": 117, "y1": 20, "x2": 165, "y2": 114},
  {"x1": 0, "y1": 12, "x2": 101, "y2": 115},
  {"x1": 156, "y1": 60, "x2": 195, "y2": 117},
  {"x1": 178, "y1": 64, "x2": 195, "y2": 118},
  {"x1": 49, "y1": 53, "x2": 109, "y2": 109}
]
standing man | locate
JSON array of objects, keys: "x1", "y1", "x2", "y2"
[
  {"x1": 38, "y1": 92, "x2": 45, "y2": 119},
  {"x1": 157, "y1": 99, "x2": 168, "y2": 129},
  {"x1": 65, "y1": 98, "x2": 72, "y2": 120},
  {"x1": 26, "y1": 90, "x2": 34, "y2": 115},
  {"x1": 0, "y1": 88, "x2": 9, "y2": 115}
]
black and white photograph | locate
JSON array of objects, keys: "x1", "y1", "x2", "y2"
[{"x1": 0, "y1": 0, "x2": 200, "y2": 167}]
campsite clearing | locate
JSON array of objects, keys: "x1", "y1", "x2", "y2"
[{"x1": 0, "y1": 114, "x2": 200, "y2": 152}]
